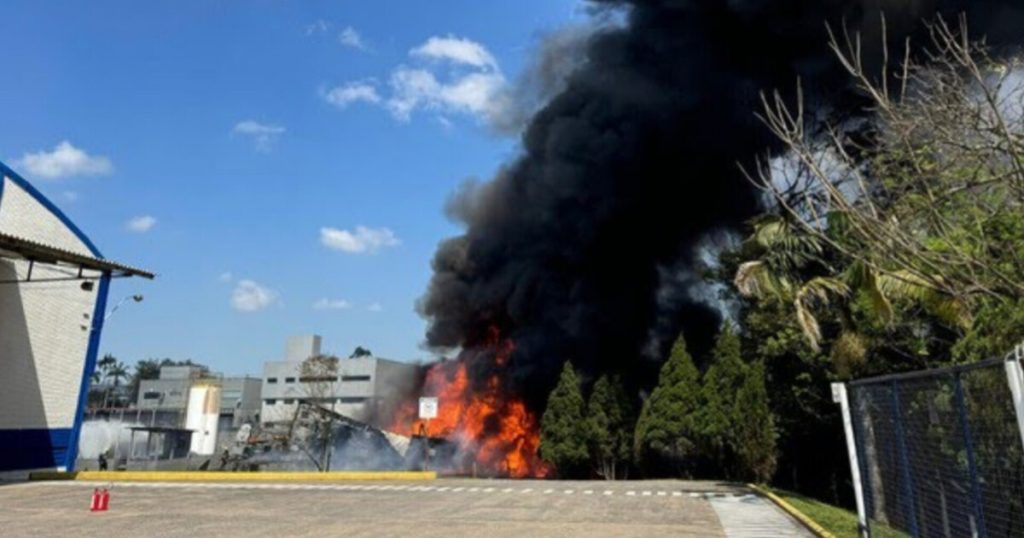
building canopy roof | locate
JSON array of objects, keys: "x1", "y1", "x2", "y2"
[{"x1": 0, "y1": 231, "x2": 154, "y2": 281}]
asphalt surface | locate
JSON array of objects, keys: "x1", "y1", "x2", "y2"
[{"x1": 0, "y1": 479, "x2": 811, "y2": 537}]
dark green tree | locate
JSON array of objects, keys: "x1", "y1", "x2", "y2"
[
  {"x1": 350, "y1": 346, "x2": 373, "y2": 358},
  {"x1": 698, "y1": 323, "x2": 747, "y2": 477},
  {"x1": 733, "y1": 360, "x2": 778, "y2": 483},
  {"x1": 539, "y1": 361, "x2": 588, "y2": 477},
  {"x1": 633, "y1": 336, "x2": 702, "y2": 476},
  {"x1": 586, "y1": 374, "x2": 635, "y2": 480}
]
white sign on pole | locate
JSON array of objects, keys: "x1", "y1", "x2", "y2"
[{"x1": 419, "y1": 397, "x2": 439, "y2": 420}]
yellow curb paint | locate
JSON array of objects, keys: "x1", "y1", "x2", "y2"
[
  {"x1": 748, "y1": 484, "x2": 837, "y2": 538},
  {"x1": 29, "y1": 471, "x2": 437, "y2": 482}
]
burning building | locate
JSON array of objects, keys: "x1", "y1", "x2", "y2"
[{"x1": 399, "y1": 0, "x2": 1024, "y2": 477}]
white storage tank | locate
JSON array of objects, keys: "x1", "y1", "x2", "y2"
[{"x1": 185, "y1": 385, "x2": 221, "y2": 456}]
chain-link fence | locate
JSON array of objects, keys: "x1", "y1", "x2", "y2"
[{"x1": 834, "y1": 353, "x2": 1024, "y2": 537}]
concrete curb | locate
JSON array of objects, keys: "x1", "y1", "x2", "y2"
[
  {"x1": 747, "y1": 483, "x2": 837, "y2": 538},
  {"x1": 29, "y1": 471, "x2": 437, "y2": 482}
]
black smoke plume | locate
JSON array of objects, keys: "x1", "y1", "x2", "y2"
[{"x1": 419, "y1": 0, "x2": 1024, "y2": 406}]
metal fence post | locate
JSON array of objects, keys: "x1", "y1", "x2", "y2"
[
  {"x1": 832, "y1": 383, "x2": 871, "y2": 538},
  {"x1": 1005, "y1": 345, "x2": 1024, "y2": 453},
  {"x1": 890, "y1": 381, "x2": 920, "y2": 537},
  {"x1": 953, "y1": 372, "x2": 988, "y2": 538}
]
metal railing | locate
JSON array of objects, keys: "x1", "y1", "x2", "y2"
[{"x1": 833, "y1": 349, "x2": 1024, "y2": 537}]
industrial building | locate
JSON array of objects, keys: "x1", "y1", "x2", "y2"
[
  {"x1": 261, "y1": 335, "x2": 419, "y2": 427},
  {"x1": 136, "y1": 364, "x2": 262, "y2": 427},
  {"x1": 0, "y1": 161, "x2": 152, "y2": 474}
]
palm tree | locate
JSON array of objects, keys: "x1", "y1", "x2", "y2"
[
  {"x1": 734, "y1": 216, "x2": 969, "y2": 355},
  {"x1": 106, "y1": 361, "x2": 130, "y2": 408}
]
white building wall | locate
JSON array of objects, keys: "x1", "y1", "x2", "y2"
[
  {"x1": 259, "y1": 356, "x2": 419, "y2": 427},
  {"x1": 0, "y1": 171, "x2": 105, "y2": 472},
  {"x1": 0, "y1": 177, "x2": 95, "y2": 256}
]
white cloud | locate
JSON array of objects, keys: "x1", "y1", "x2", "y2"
[
  {"x1": 15, "y1": 141, "x2": 113, "y2": 180},
  {"x1": 386, "y1": 67, "x2": 506, "y2": 123},
  {"x1": 232, "y1": 120, "x2": 285, "y2": 151},
  {"x1": 219, "y1": 272, "x2": 233, "y2": 283},
  {"x1": 324, "y1": 35, "x2": 508, "y2": 125},
  {"x1": 62, "y1": 190, "x2": 79, "y2": 203},
  {"x1": 320, "y1": 226, "x2": 400, "y2": 254},
  {"x1": 313, "y1": 298, "x2": 353, "y2": 310},
  {"x1": 322, "y1": 82, "x2": 382, "y2": 110},
  {"x1": 126, "y1": 215, "x2": 157, "y2": 233},
  {"x1": 411, "y1": 35, "x2": 498, "y2": 70},
  {"x1": 232, "y1": 280, "x2": 277, "y2": 312},
  {"x1": 339, "y1": 26, "x2": 367, "y2": 50},
  {"x1": 367, "y1": 302, "x2": 383, "y2": 313},
  {"x1": 306, "y1": 19, "x2": 330, "y2": 36}
]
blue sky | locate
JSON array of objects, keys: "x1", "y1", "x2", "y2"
[{"x1": 0, "y1": 1, "x2": 584, "y2": 375}]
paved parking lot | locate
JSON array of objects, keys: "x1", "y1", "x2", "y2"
[{"x1": 0, "y1": 479, "x2": 809, "y2": 537}]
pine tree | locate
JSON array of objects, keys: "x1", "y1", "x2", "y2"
[
  {"x1": 698, "y1": 323, "x2": 747, "y2": 477},
  {"x1": 540, "y1": 361, "x2": 589, "y2": 477},
  {"x1": 733, "y1": 360, "x2": 778, "y2": 483},
  {"x1": 633, "y1": 336, "x2": 702, "y2": 476},
  {"x1": 586, "y1": 374, "x2": 635, "y2": 479}
]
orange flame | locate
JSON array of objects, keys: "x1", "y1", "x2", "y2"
[{"x1": 390, "y1": 329, "x2": 550, "y2": 478}]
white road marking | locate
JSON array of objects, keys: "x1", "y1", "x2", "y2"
[
  {"x1": 502, "y1": 488, "x2": 513, "y2": 493},
  {"x1": 657, "y1": 491, "x2": 666, "y2": 497},
  {"x1": 563, "y1": 490, "x2": 574, "y2": 495},
  {"x1": 482, "y1": 488, "x2": 495, "y2": 493},
  {"x1": 452, "y1": 487, "x2": 465, "y2": 492},
  {"x1": 626, "y1": 491, "x2": 636, "y2": 496},
  {"x1": 520, "y1": 488, "x2": 532, "y2": 494},
  {"x1": 604, "y1": 490, "x2": 613, "y2": 496},
  {"x1": 468, "y1": 487, "x2": 480, "y2": 492},
  {"x1": 672, "y1": 492, "x2": 682, "y2": 497},
  {"x1": 583, "y1": 490, "x2": 593, "y2": 495},
  {"x1": 642, "y1": 491, "x2": 652, "y2": 496},
  {"x1": 544, "y1": 489, "x2": 554, "y2": 494}
]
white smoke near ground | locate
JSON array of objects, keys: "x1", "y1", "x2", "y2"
[{"x1": 78, "y1": 420, "x2": 141, "y2": 460}]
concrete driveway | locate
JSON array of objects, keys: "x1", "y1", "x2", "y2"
[{"x1": 0, "y1": 479, "x2": 810, "y2": 537}]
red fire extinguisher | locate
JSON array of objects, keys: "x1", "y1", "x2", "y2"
[{"x1": 89, "y1": 488, "x2": 110, "y2": 512}]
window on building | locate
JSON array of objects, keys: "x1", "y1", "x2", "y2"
[
  {"x1": 338, "y1": 397, "x2": 368, "y2": 404},
  {"x1": 341, "y1": 375, "x2": 371, "y2": 382},
  {"x1": 142, "y1": 391, "x2": 161, "y2": 400},
  {"x1": 285, "y1": 377, "x2": 296, "y2": 383},
  {"x1": 265, "y1": 399, "x2": 277, "y2": 405},
  {"x1": 267, "y1": 377, "x2": 278, "y2": 384},
  {"x1": 283, "y1": 399, "x2": 295, "y2": 404},
  {"x1": 299, "y1": 376, "x2": 336, "y2": 383}
]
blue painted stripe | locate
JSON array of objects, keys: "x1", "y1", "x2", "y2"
[
  {"x1": 0, "y1": 428, "x2": 72, "y2": 471},
  {"x1": 0, "y1": 160, "x2": 103, "y2": 258},
  {"x1": 65, "y1": 272, "x2": 111, "y2": 470}
]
